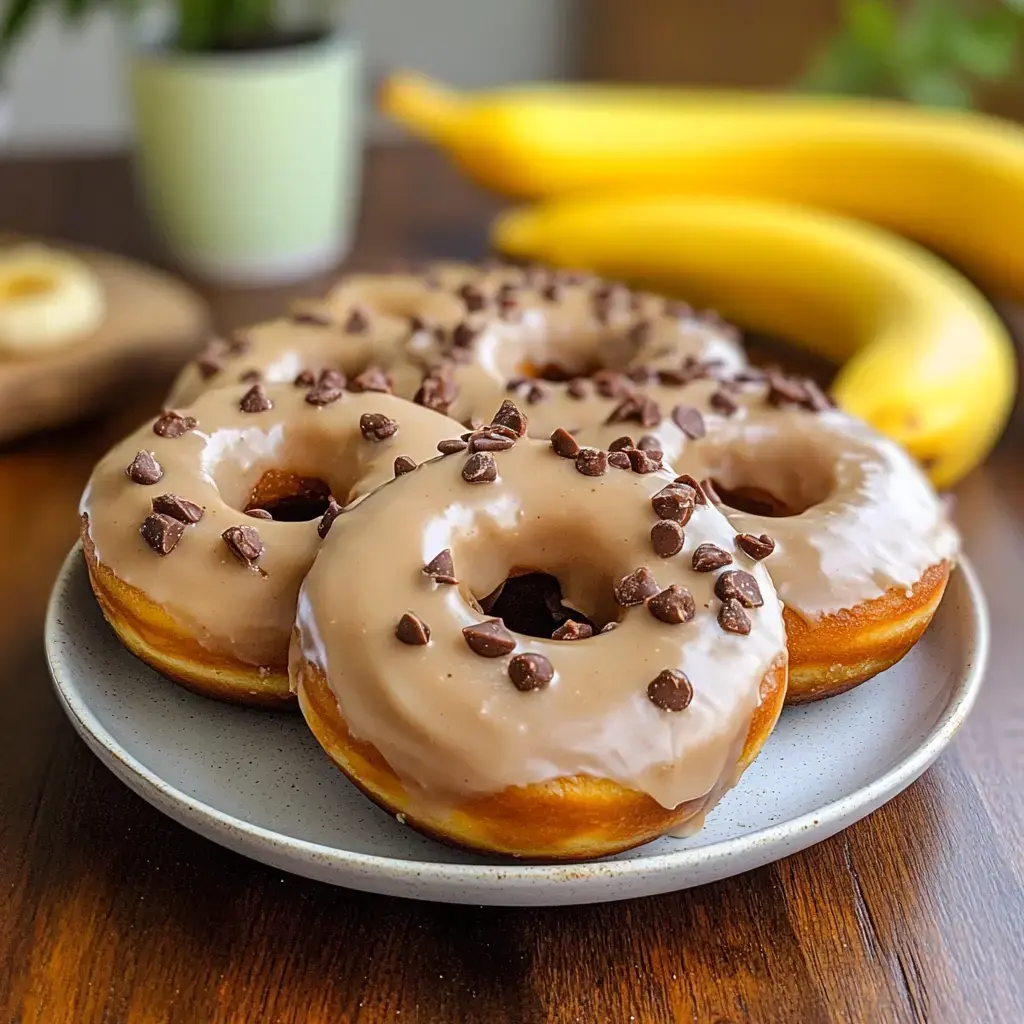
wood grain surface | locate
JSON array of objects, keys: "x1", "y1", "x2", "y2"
[{"x1": 0, "y1": 147, "x2": 1021, "y2": 1024}]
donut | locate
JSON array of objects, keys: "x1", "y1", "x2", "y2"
[
  {"x1": 80, "y1": 380, "x2": 464, "y2": 706},
  {"x1": 166, "y1": 264, "x2": 746, "y2": 434},
  {"x1": 565, "y1": 368, "x2": 959, "y2": 703},
  {"x1": 290, "y1": 402, "x2": 788, "y2": 860}
]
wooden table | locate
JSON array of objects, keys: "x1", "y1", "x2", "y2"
[{"x1": 1, "y1": 146, "x2": 1021, "y2": 1024}]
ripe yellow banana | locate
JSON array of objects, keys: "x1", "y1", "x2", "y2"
[
  {"x1": 383, "y1": 72, "x2": 1024, "y2": 300},
  {"x1": 493, "y1": 196, "x2": 1016, "y2": 488}
]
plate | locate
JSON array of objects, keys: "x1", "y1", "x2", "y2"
[{"x1": 45, "y1": 546, "x2": 988, "y2": 906}]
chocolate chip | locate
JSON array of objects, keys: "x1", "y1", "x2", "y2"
[
  {"x1": 414, "y1": 372, "x2": 457, "y2": 414},
  {"x1": 709, "y1": 390, "x2": 739, "y2": 417},
  {"x1": 360, "y1": 413, "x2": 398, "y2": 442},
  {"x1": 657, "y1": 368, "x2": 690, "y2": 386},
  {"x1": 608, "y1": 451, "x2": 631, "y2": 470},
  {"x1": 452, "y1": 322, "x2": 478, "y2": 348},
  {"x1": 652, "y1": 484, "x2": 696, "y2": 524},
  {"x1": 394, "y1": 455, "x2": 417, "y2": 477},
  {"x1": 349, "y1": 367, "x2": 392, "y2": 394},
  {"x1": 319, "y1": 368, "x2": 346, "y2": 388},
  {"x1": 551, "y1": 620, "x2": 594, "y2": 641},
  {"x1": 292, "y1": 309, "x2": 332, "y2": 326},
  {"x1": 614, "y1": 567, "x2": 659, "y2": 607},
  {"x1": 420, "y1": 550, "x2": 457, "y2": 587},
  {"x1": 509, "y1": 653, "x2": 554, "y2": 691},
  {"x1": 153, "y1": 410, "x2": 198, "y2": 438},
  {"x1": 462, "y1": 452, "x2": 498, "y2": 483},
  {"x1": 605, "y1": 394, "x2": 661, "y2": 428},
  {"x1": 550, "y1": 428, "x2": 580, "y2": 458},
  {"x1": 628, "y1": 365, "x2": 654, "y2": 385},
  {"x1": 692, "y1": 544, "x2": 732, "y2": 572},
  {"x1": 126, "y1": 450, "x2": 163, "y2": 485},
  {"x1": 540, "y1": 282, "x2": 561, "y2": 301},
  {"x1": 396, "y1": 613, "x2": 431, "y2": 646},
  {"x1": 408, "y1": 315, "x2": 431, "y2": 334},
  {"x1": 566, "y1": 378, "x2": 589, "y2": 400},
  {"x1": 627, "y1": 448, "x2": 661, "y2": 474},
  {"x1": 238, "y1": 369, "x2": 262, "y2": 383},
  {"x1": 647, "y1": 585, "x2": 695, "y2": 624},
  {"x1": 671, "y1": 405, "x2": 706, "y2": 439},
  {"x1": 246, "y1": 508, "x2": 272, "y2": 520},
  {"x1": 294, "y1": 369, "x2": 316, "y2": 388},
  {"x1": 637, "y1": 435, "x2": 661, "y2": 453},
  {"x1": 650, "y1": 520, "x2": 685, "y2": 558},
  {"x1": 491, "y1": 399, "x2": 528, "y2": 437},
  {"x1": 151, "y1": 493, "x2": 203, "y2": 524},
  {"x1": 344, "y1": 308, "x2": 369, "y2": 333},
  {"x1": 647, "y1": 669, "x2": 693, "y2": 712},
  {"x1": 766, "y1": 371, "x2": 809, "y2": 407},
  {"x1": 139, "y1": 513, "x2": 185, "y2": 555},
  {"x1": 239, "y1": 385, "x2": 273, "y2": 413},
  {"x1": 801, "y1": 379, "x2": 834, "y2": 412},
  {"x1": 305, "y1": 379, "x2": 345, "y2": 405},
  {"x1": 608, "y1": 436, "x2": 635, "y2": 452},
  {"x1": 736, "y1": 533, "x2": 776, "y2": 560},
  {"x1": 715, "y1": 570, "x2": 763, "y2": 608},
  {"x1": 674, "y1": 474, "x2": 706, "y2": 504},
  {"x1": 462, "y1": 619, "x2": 516, "y2": 657},
  {"x1": 718, "y1": 598, "x2": 751, "y2": 635},
  {"x1": 317, "y1": 499, "x2": 343, "y2": 539},
  {"x1": 222, "y1": 525, "x2": 263, "y2": 565},
  {"x1": 486, "y1": 423, "x2": 519, "y2": 441},
  {"x1": 592, "y1": 371, "x2": 632, "y2": 399},
  {"x1": 575, "y1": 448, "x2": 608, "y2": 477},
  {"x1": 437, "y1": 438, "x2": 469, "y2": 455},
  {"x1": 458, "y1": 283, "x2": 487, "y2": 312},
  {"x1": 468, "y1": 430, "x2": 515, "y2": 453},
  {"x1": 197, "y1": 356, "x2": 223, "y2": 380}
]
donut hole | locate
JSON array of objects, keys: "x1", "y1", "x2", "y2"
[
  {"x1": 477, "y1": 571, "x2": 603, "y2": 639},
  {"x1": 244, "y1": 470, "x2": 332, "y2": 522}
]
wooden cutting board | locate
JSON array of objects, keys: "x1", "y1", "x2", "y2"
[{"x1": 0, "y1": 237, "x2": 209, "y2": 443}]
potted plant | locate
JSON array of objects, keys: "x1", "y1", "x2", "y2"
[{"x1": 1, "y1": 1, "x2": 362, "y2": 284}]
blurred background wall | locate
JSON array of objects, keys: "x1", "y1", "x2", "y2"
[{"x1": 4, "y1": 0, "x2": 576, "y2": 151}]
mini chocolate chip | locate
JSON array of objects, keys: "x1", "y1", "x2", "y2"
[
  {"x1": 647, "y1": 669, "x2": 693, "y2": 712},
  {"x1": 396, "y1": 613, "x2": 431, "y2": 646},
  {"x1": 628, "y1": 365, "x2": 654, "y2": 385},
  {"x1": 238, "y1": 369, "x2": 262, "y2": 383},
  {"x1": 540, "y1": 282, "x2": 561, "y2": 301},
  {"x1": 650, "y1": 519, "x2": 685, "y2": 558},
  {"x1": 492, "y1": 399, "x2": 528, "y2": 436},
  {"x1": 222, "y1": 525, "x2": 263, "y2": 565},
  {"x1": 715, "y1": 569, "x2": 764, "y2": 608},
  {"x1": 246, "y1": 508, "x2": 273, "y2": 520},
  {"x1": 551, "y1": 620, "x2": 594, "y2": 641},
  {"x1": 627, "y1": 448, "x2": 661, "y2": 474},
  {"x1": 734, "y1": 368, "x2": 766, "y2": 384},
  {"x1": 360, "y1": 412, "x2": 399, "y2": 441},
  {"x1": 344, "y1": 308, "x2": 369, "y2": 333},
  {"x1": 692, "y1": 543, "x2": 732, "y2": 572},
  {"x1": 305, "y1": 381, "x2": 345, "y2": 405},
  {"x1": 458, "y1": 283, "x2": 487, "y2": 312},
  {"x1": 550, "y1": 428, "x2": 580, "y2": 458},
  {"x1": 592, "y1": 371, "x2": 632, "y2": 399},
  {"x1": 801, "y1": 379, "x2": 834, "y2": 412},
  {"x1": 394, "y1": 455, "x2": 417, "y2": 477},
  {"x1": 509, "y1": 653, "x2": 554, "y2": 691},
  {"x1": 575, "y1": 448, "x2": 608, "y2": 477},
  {"x1": 608, "y1": 451, "x2": 631, "y2": 470},
  {"x1": 462, "y1": 452, "x2": 498, "y2": 483},
  {"x1": 614, "y1": 567, "x2": 659, "y2": 606},
  {"x1": 140, "y1": 513, "x2": 185, "y2": 555},
  {"x1": 151, "y1": 493, "x2": 203, "y2": 524},
  {"x1": 718, "y1": 598, "x2": 752, "y2": 635},
  {"x1": 608, "y1": 436, "x2": 635, "y2": 452},
  {"x1": 736, "y1": 533, "x2": 776, "y2": 560},
  {"x1": 438, "y1": 438, "x2": 469, "y2": 455},
  {"x1": 647, "y1": 585, "x2": 695, "y2": 624},
  {"x1": 709, "y1": 390, "x2": 739, "y2": 417},
  {"x1": 349, "y1": 367, "x2": 392, "y2": 394},
  {"x1": 700, "y1": 478, "x2": 723, "y2": 504},
  {"x1": 414, "y1": 372, "x2": 457, "y2": 413},
  {"x1": 522, "y1": 382, "x2": 550, "y2": 405},
  {"x1": 423, "y1": 549, "x2": 457, "y2": 584},
  {"x1": 197, "y1": 356, "x2": 223, "y2": 379},
  {"x1": 766, "y1": 371, "x2": 809, "y2": 407},
  {"x1": 652, "y1": 484, "x2": 696, "y2": 524},
  {"x1": 292, "y1": 309, "x2": 332, "y2": 326},
  {"x1": 566, "y1": 378, "x2": 588, "y2": 400},
  {"x1": 657, "y1": 368, "x2": 691, "y2": 386},
  {"x1": 408, "y1": 315, "x2": 430, "y2": 334},
  {"x1": 468, "y1": 430, "x2": 515, "y2": 453},
  {"x1": 126, "y1": 450, "x2": 163, "y2": 485},
  {"x1": 239, "y1": 384, "x2": 273, "y2": 413},
  {"x1": 637, "y1": 435, "x2": 661, "y2": 452},
  {"x1": 294, "y1": 369, "x2": 316, "y2": 388},
  {"x1": 452, "y1": 322, "x2": 478, "y2": 348},
  {"x1": 153, "y1": 410, "x2": 198, "y2": 438},
  {"x1": 671, "y1": 404, "x2": 706, "y2": 439},
  {"x1": 319, "y1": 368, "x2": 346, "y2": 388},
  {"x1": 605, "y1": 394, "x2": 662, "y2": 427},
  {"x1": 317, "y1": 499, "x2": 343, "y2": 539},
  {"x1": 674, "y1": 474, "x2": 707, "y2": 504},
  {"x1": 463, "y1": 619, "x2": 516, "y2": 657}
]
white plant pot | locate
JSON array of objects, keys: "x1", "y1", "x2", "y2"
[{"x1": 130, "y1": 33, "x2": 362, "y2": 285}]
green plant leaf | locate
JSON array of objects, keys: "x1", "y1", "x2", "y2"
[
  {"x1": 951, "y1": 11, "x2": 1019, "y2": 80},
  {"x1": 845, "y1": 0, "x2": 898, "y2": 54},
  {"x1": 0, "y1": 0, "x2": 40, "y2": 59},
  {"x1": 904, "y1": 68, "x2": 973, "y2": 107},
  {"x1": 799, "y1": 33, "x2": 896, "y2": 96}
]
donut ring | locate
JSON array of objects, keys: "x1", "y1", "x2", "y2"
[
  {"x1": 80, "y1": 382, "x2": 463, "y2": 706},
  {"x1": 568, "y1": 369, "x2": 959, "y2": 703},
  {"x1": 290, "y1": 408, "x2": 788, "y2": 859},
  {"x1": 167, "y1": 263, "x2": 745, "y2": 434}
]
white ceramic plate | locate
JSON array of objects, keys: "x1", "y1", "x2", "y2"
[{"x1": 46, "y1": 546, "x2": 988, "y2": 906}]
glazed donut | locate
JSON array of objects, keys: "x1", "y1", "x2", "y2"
[
  {"x1": 565, "y1": 368, "x2": 959, "y2": 703},
  {"x1": 290, "y1": 402, "x2": 788, "y2": 860},
  {"x1": 167, "y1": 263, "x2": 746, "y2": 432},
  {"x1": 80, "y1": 381, "x2": 463, "y2": 706}
]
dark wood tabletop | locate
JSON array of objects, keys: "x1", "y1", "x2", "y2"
[{"x1": 0, "y1": 145, "x2": 1021, "y2": 1024}]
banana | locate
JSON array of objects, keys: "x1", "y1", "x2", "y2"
[
  {"x1": 382, "y1": 73, "x2": 1024, "y2": 300},
  {"x1": 493, "y1": 196, "x2": 1016, "y2": 488},
  {"x1": 0, "y1": 244, "x2": 105, "y2": 355}
]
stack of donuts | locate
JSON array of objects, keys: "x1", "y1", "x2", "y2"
[{"x1": 80, "y1": 262, "x2": 958, "y2": 860}]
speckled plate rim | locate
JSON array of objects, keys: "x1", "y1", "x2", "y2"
[{"x1": 45, "y1": 544, "x2": 989, "y2": 906}]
